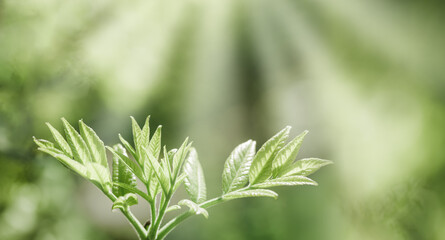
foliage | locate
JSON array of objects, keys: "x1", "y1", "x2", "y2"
[{"x1": 34, "y1": 116, "x2": 331, "y2": 240}]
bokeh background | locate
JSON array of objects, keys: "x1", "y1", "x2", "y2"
[{"x1": 1, "y1": 0, "x2": 445, "y2": 239}]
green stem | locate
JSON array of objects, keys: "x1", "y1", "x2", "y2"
[
  {"x1": 121, "y1": 207, "x2": 148, "y2": 240},
  {"x1": 145, "y1": 183, "x2": 156, "y2": 231},
  {"x1": 148, "y1": 197, "x2": 157, "y2": 231},
  {"x1": 105, "y1": 191, "x2": 147, "y2": 240},
  {"x1": 148, "y1": 192, "x2": 172, "y2": 240},
  {"x1": 157, "y1": 197, "x2": 225, "y2": 240}
]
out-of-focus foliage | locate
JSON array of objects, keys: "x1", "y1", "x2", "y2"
[{"x1": 1, "y1": 0, "x2": 445, "y2": 239}]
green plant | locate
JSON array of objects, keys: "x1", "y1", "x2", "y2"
[{"x1": 33, "y1": 116, "x2": 332, "y2": 240}]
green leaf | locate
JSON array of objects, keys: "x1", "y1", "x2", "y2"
[
  {"x1": 166, "y1": 205, "x2": 181, "y2": 213},
  {"x1": 140, "y1": 116, "x2": 151, "y2": 149},
  {"x1": 272, "y1": 130, "x2": 308, "y2": 177},
  {"x1": 223, "y1": 189, "x2": 278, "y2": 200},
  {"x1": 113, "y1": 182, "x2": 151, "y2": 202},
  {"x1": 46, "y1": 122, "x2": 73, "y2": 158},
  {"x1": 130, "y1": 116, "x2": 148, "y2": 165},
  {"x1": 183, "y1": 148, "x2": 206, "y2": 203},
  {"x1": 111, "y1": 198, "x2": 125, "y2": 211},
  {"x1": 37, "y1": 147, "x2": 87, "y2": 178},
  {"x1": 222, "y1": 140, "x2": 256, "y2": 194},
  {"x1": 119, "y1": 134, "x2": 137, "y2": 159},
  {"x1": 173, "y1": 173, "x2": 186, "y2": 192},
  {"x1": 147, "y1": 167, "x2": 160, "y2": 198},
  {"x1": 107, "y1": 146, "x2": 146, "y2": 183},
  {"x1": 112, "y1": 193, "x2": 138, "y2": 211},
  {"x1": 167, "y1": 148, "x2": 177, "y2": 167},
  {"x1": 162, "y1": 146, "x2": 173, "y2": 179},
  {"x1": 131, "y1": 116, "x2": 150, "y2": 161},
  {"x1": 178, "y1": 199, "x2": 209, "y2": 218},
  {"x1": 131, "y1": 116, "x2": 143, "y2": 149},
  {"x1": 112, "y1": 144, "x2": 137, "y2": 197},
  {"x1": 79, "y1": 120, "x2": 108, "y2": 168},
  {"x1": 143, "y1": 148, "x2": 170, "y2": 195},
  {"x1": 283, "y1": 158, "x2": 333, "y2": 177},
  {"x1": 87, "y1": 162, "x2": 111, "y2": 191},
  {"x1": 172, "y1": 138, "x2": 190, "y2": 180},
  {"x1": 124, "y1": 193, "x2": 139, "y2": 206},
  {"x1": 148, "y1": 125, "x2": 162, "y2": 160},
  {"x1": 61, "y1": 118, "x2": 91, "y2": 165},
  {"x1": 33, "y1": 137, "x2": 55, "y2": 149},
  {"x1": 249, "y1": 126, "x2": 291, "y2": 185},
  {"x1": 252, "y1": 176, "x2": 317, "y2": 188}
]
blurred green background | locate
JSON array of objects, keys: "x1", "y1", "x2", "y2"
[{"x1": 1, "y1": 0, "x2": 445, "y2": 239}]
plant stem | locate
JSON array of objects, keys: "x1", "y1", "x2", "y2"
[
  {"x1": 105, "y1": 191, "x2": 147, "y2": 240},
  {"x1": 121, "y1": 207, "x2": 148, "y2": 240},
  {"x1": 148, "y1": 192, "x2": 172, "y2": 240},
  {"x1": 156, "y1": 196, "x2": 225, "y2": 240}
]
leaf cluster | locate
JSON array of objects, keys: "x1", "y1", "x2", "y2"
[{"x1": 34, "y1": 117, "x2": 332, "y2": 240}]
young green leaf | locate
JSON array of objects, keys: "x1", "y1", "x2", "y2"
[
  {"x1": 249, "y1": 126, "x2": 291, "y2": 185},
  {"x1": 87, "y1": 162, "x2": 111, "y2": 191},
  {"x1": 146, "y1": 167, "x2": 160, "y2": 198},
  {"x1": 46, "y1": 122, "x2": 73, "y2": 158},
  {"x1": 173, "y1": 173, "x2": 186, "y2": 192},
  {"x1": 107, "y1": 146, "x2": 146, "y2": 183},
  {"x1": 119, "y1": 134, "x2": 137, "y2": 159},
  {"x1": 222, "y1": 140, "x2": 256, "y2": 194},
  {"x1": 112, "y1": 193, "x2": 138, "y2": 211},
  {"x1": 33, "y1": 137, "x2": 55, "y2": 149},
  {"x1": 183, "y1": 148, "x2": 206, "y2": 203},
  {"x1": 131, "y1": 116, "x2": 150, "y2": 157},
  {"x1": 61, "y1": 118, "x2": 91, "y2": 165},
  {"x1": 131, "y1": 116, "x2": 143, "y2": 149},
  {"x1": 140, "y1": 116, "x2": 151, "y2": 149},
  {"x1": 272, "y1": 130, "x2": 308, "y2": 177},
  {"x1": 178, "y1": 199, "x2": 209, "y2": 218},
  {"x1": 113, "y1": 182, "x2": 151, "y2": 202},
  {"x1": 166, "y1": 205, "x2": 181, "y2": 213},
  {"x1": 171, "y1": 138, "x2": 190, "y2": 180},
  {"x1": 252, "y1": 175, "x2": 317, "y2": 188},
  {"x1": 112, "y1": 144, "x2": 137, "y2": 197},
  {"x1": 222, "y1": 189, "x2": 278, "y2": 200},
  {"x1": 37, "y1": 147, "x2": 88, "y2": 178},
  {"x1": 282, "y1": 158, "x2": 332, "y2": 177},
  {"x1": 148, "y1": 125, "x2": 162, "y2": 160},
  {"x1": 79, "y1": 120, "x2": 108, "y2": 168},
  {"x1": 143, "y1": 148, "x2": 170, "y2": 195}
]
